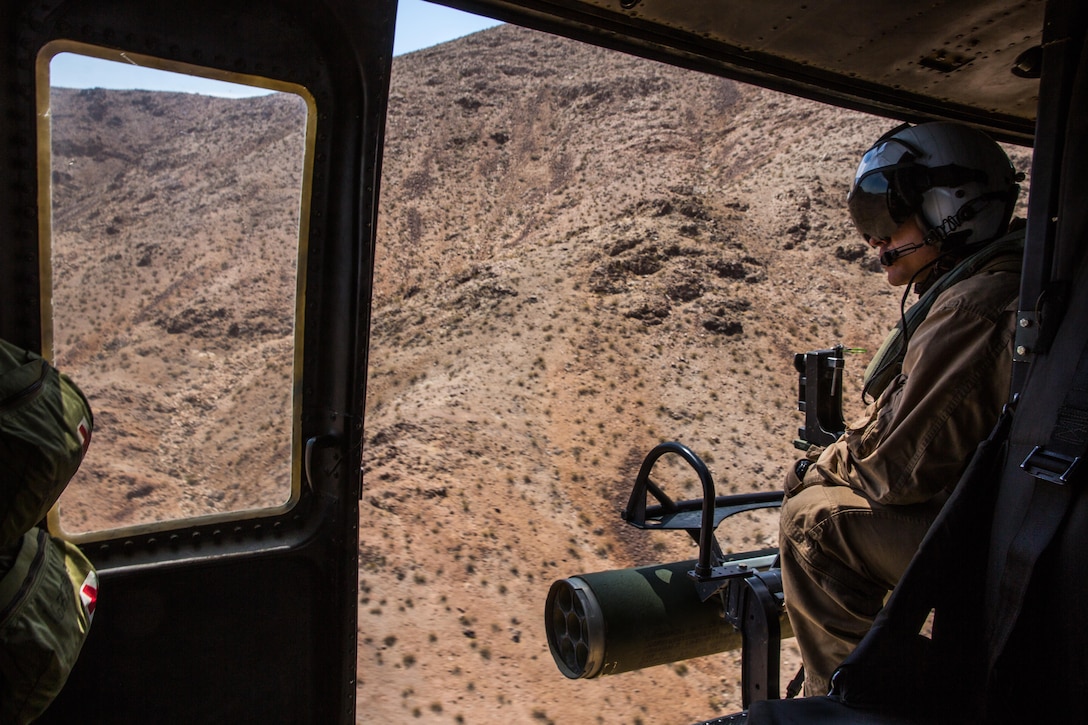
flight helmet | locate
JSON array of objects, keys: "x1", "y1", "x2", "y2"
[{"x1": 847, "y1": 122, "x2": 1020, "y2": 249}]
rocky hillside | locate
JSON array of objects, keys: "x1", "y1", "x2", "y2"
[
  {"x1": 365, "y1": 24, "x2": 1030, "y2": 724},
  {"x1": 47, "y1": 21, "x2": 1033, "y2": 725},
  {"x1": 49, "y1": 88, "x2": 307, "y2": 529}
]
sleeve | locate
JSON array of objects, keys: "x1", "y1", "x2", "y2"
[{"x1": 813, "y1": 289, "x2": 1016, "y2": 505}]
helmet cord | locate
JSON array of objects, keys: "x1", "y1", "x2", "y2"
[{"x1": 864, "y1": 249, "x2": 958, "y2": 404}]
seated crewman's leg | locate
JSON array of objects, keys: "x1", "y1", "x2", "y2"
[{"x1": 779, "y1": 483, "x2": 944, "y2": 696}]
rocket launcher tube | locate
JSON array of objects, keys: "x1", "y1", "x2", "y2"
[{"x1": 545, "y1": 553, "x2": 781, "y2": 679}]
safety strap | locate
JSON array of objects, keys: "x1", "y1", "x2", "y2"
[
  {"x1": 985, "y1": 20, "x2": 1088, "y2": 672},
  {"x1": 985, "y1": 328, "x2": 1088, "y2": 671}
]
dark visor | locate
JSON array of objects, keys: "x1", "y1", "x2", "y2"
[
  {"x1": 847, "y1": 165, "x2": 912, "y2": 241},
  {"x1": 847, "y1": 138, "x2": 921, "y2": 241}
]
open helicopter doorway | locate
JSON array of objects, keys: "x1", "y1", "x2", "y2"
[{"x1": 359, "y1": 13, "x2": 929, "y2": 721}]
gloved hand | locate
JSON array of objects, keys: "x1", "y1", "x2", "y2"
[{"x1": 784, "y1": 445, "x2": 824, "y2": 497}]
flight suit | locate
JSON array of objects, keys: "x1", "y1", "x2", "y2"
[{"x1": 779, "y1": 250, "x2": 1021, "y2": 696}]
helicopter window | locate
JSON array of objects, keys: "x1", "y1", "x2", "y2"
[{"x1": 39, "y1": 43, "x2": 313, "y2": 536}]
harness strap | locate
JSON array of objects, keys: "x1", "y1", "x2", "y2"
[{"x1": 986, "y1": 327, "x2": 1088, "y2": 670}]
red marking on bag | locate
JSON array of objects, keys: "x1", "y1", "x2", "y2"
[
  {"x1": 80, "y1": 572, "x2": 98, "y2": 619},
  {"x1": 78, "y1": 417, "x2": 91, "y2": 456}
]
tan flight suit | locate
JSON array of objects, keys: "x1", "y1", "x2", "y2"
[{"x1": 779, "y1": 251, "x2": 1021, "y2": 696}]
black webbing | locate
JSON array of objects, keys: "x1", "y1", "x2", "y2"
[
  {"x1": 986, "y1": 329, "x2": 1088, "y2": 671},
  {"x1": 985, "y1": 6, "x2": 1088, "y2": 672}
]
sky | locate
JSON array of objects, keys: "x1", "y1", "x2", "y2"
[{"x1": 49, "y1": 0, "x2": 503, "y2": 97}]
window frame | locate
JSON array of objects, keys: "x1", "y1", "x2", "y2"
[{"x1": 36, "y1": 39, "x2": 319, "y2": 543}]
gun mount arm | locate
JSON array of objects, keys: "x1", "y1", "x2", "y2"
[
  {"x1": 622, "y1": 441, "x2": 784, "y2": 580},
  {"x1": 619, "y1": 442, "x2": 791, "y2": 707}
]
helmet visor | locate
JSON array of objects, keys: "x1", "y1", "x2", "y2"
[
  {"x1": 847, "y1": 138, "x2": 920, "y2": 241},
  {"x1": 848, "y1": 168, "x2": 906, "y2": 241}
]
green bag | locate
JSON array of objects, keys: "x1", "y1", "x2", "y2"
[
  {"x1": 0, "y1": 527, "x2": 98, "y2": 725},
  {"x1": 0, "y1": 339, "x2": 93, "y2": 550}
]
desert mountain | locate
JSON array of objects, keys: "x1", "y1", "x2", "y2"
[
  {"x1": 46, "y1": 20, "x2": 1032, "y2": 725},
  {"x1": 49, "y1": 87, "x2": 306, "y2": 529}
]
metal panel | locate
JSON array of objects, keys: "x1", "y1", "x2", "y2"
[
  {"x1": 0, "y1": 0, "x2": 395, "y2": 721},
  {"x1": 437, "y1": 0, "x2": 1045, "y2": 143}
]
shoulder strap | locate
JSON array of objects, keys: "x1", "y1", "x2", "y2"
[
  {"x1": 984, "y1": 28, "x2": 1088, "y2": 672},
  {"x1": 984, "y1": 317, "x2": 1088, "y2": 671}
]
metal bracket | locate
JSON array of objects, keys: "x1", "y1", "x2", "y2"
[
  {"x1": 723, "y1": 569, "x2": 786, "y2": 708},
  {"x1": 688, "y1": 551, "x2": 779, "y2": 602},
  {"x1": 1021, "y1": 444, "x2": 1080, "y2": 484},
  {"x1": 793, "y1": 345, "x2": 846, "y2": 448},
  {"x1": 1013, "y1": 310, "x2": 1039, "y2": 363}
]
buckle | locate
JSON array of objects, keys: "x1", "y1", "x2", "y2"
[{"x1": 1021, "y1": 445, "x2": 1081, "y2": 485}]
